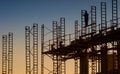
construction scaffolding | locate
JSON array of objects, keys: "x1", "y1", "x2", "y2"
[
  {"x1": 2, "y1": 32, "x2": 13, "y2": 74},
  {"x1": 51, "y1": 18, "x2": 66, "y2": 74},
  {"x1": 74, "y1": 20, "x2": 79, "y2": 74},
  {"x1": 25, "y1": 24, "x2": 38, "y2": 74},
  {"x1": 41, "y1": 0, "x2": 120, "y2": 74},
  {"x1": 2, "y1": 35, "x2": 7, "y2": 74},
  {"x1": 8, "y1": 33, "x2": 13, "y2": 74}
]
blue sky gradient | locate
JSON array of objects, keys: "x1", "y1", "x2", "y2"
[{"x1": 0, "y1": 0, "x2": 118, "y2": 33}]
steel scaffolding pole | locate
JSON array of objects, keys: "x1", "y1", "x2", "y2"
[
  {"x1": 74, "y1": 20, "x2": 78, "y2": 74},
  {"x1": 25, "y1": 26, "x2": 31, "y2": 74},
  {"x1": 100, "y1": 2, "x2": 106, "y2": 74},
  {"x1": 41, "y1": 24, "x2": 44, "y2": 74},
  {"x1": 60, "y1": 17, "x2": 66, "y2": 74},
  {"x1": 33, "y1": 24, "x2": 38, "y2": 74},
  {"x1": 2, "y1": 35, "x2": 7, "y2": 74},
  {"x1": 8, "y1": 33, "x2": 13, "y2": 74},
  {"x1": 91, "y1": 6, "x2": 97, "y2": 74},
  {"x1": 80, "y1": 10, "x2": 88, "y2": 74},
  {"x1": 111, "y1": 0, "x2": 118, "y2": 73},
  {"x1": 98, "y1": 2, "x2": 107, "y2": 74},
  {"x1": 75, "y1": 20, "x2": 79, "y2": 39},
  {"x1": 91, "y1": 6, "x2": 96, "y2": 34},
  {"x1": 25, "y1": 24, "x2": 38, "y2": 74},
  {"x1": 53, "y1": 21, "x2": 58, "y2": 49},
  {"x1": 81, "y1": 10, "x2": 86, "y2": 36},
  {"x1": 53, "y1": 21, "x2": 59, "y2": 74},
  {"x1": 60, "y1": 17, "x2": 65, "y2": 45},
  {"x1": 112, "y1": 0, "x2": 118, "y2": 30},
  {"x1": 101, "y1": 2, "x2": 107, "y2": 33},
  {"x1": 81, "y1": 10, "x2": 87, "y2": 38}
]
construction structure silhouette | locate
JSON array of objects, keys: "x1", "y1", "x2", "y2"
[
  {"x1": 41, "y1": 0, "x2": 120, "y2": 74},
  {"x1": 25, "y1": 24, "x2": 38, "y2": 74},
  {"x1": 2, "y1": 32, "x2": 13, "y2": 74},
  {"x1": 2, "y1": 0, "x2": 120, "y2": 74}
]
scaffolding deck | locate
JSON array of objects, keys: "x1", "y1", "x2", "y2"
[{"x1": 43, "y1": 28, "x2": 120, "y2": 57}]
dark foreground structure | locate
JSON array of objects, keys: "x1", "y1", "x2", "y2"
[{"x1": 41, "y1": 0, "x2": 120, "y2": 74}]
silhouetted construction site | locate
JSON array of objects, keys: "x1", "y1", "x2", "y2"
[
  {"x1": 1, "y1": 0, "x2": 120, "y2": 74},
  {"x1": 41, "y1": 0, "x2": 120, "y2": 74}
]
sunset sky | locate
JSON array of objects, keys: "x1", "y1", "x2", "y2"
[{"x1": 0, "y1": 0, "x2": 120, "y2": 74}]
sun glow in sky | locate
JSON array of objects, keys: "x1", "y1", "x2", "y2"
[{"x1": 0, "y1": 0, "x2": 120, "y2": 74}]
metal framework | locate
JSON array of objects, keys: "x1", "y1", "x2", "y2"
[
  {"x1": 2, "y1": 35, "x2": 7, "y2": 74},
  {"x1": 33, "y1": 24, "x2": 38, "y2": 74},
  {"x1": 25, "y1": 24, "x2": 38, "y2": 74},
  {"x1": 112, "y1": 0, "x2": 118, "y2": 30},
  {"x1": 52, "y1": 21, "x2": 59, "y2": 74},
  {"x1": 100, "y1": 2, "x2": 107, "y2": 74},
  {"x1": 41, "y1": 0, "x2": 120, "y2": 74},
  {"x1": 25, "y1": 26, "x2": 31, "y2": 74},
  {"x1": 75, "y1": 20, "x2": 79, "y2": 40},
  {"x1": 81, "y1": 10, "x2": 86, "y2": 37},
  {"x1": 80, "y1": 10, "x2": 89, "y2": 74},
  {"x1": 101, "y1": 2, "x2": 107, "y2": 32},
  {"x1": 8, "y1": 33, "x2": 13, "y2": 74},
  {"x1": 41, "y1": 24, "x2": 44, "y2": 74},
  {"x1": 60, "y1": 17, "x2": 66, "y2": 74},
  {"x1": 111, "y1": 0, "x2": 118, "y2": 73},
  {"x1": 2, "y1": 33, "x2": 14, "y2": 74},
  {"x1": 91, "y1": 6, "x2": 96, "y2": 34},
  {"x1": 91, "y1": 6, "x2": 97, "y2": 74},
  {"x1": 74, "y1": 20, "x2": 79, "y2": 74}
]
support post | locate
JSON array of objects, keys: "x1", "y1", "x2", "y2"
[
  {"x1": 25, "y1": 26, "x2": 31, "y2": 74},
  {"x1": 2, "y1": 35, "x2": 7, "y2": 74},
  {"x1": 41, "y1": 24, "x2": 44, "y2": 74},
  {"x1": 8, "y1": 33, "x2": 13, "y2": 74},
  {"x1": 60, "y1": 17, "x2": 66, "y2": 74},
  {"x1": 111, "y1": 0, "x2": 118, "y2": 30},
  {"x1": 33, "y1": 24, "x2": 38, "y2": 74},
  {"x1": 80, "y1": 54, "x2": 88, "y2": 74},
  {"x1": 101, "y1": 44, "x2": 107, "y2": 74},
  {"x1": 74, "y1": 20, "x2": 79, "y2": 74}
]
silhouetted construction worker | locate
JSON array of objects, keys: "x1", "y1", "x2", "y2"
[
  {"x1": 84, "y1": 11, "x2": 89, "y2": 27},
  {"x1": 59, "y1": 41, "x2": 63, "y2": 48},
  {"x1": 51, "y1": 44, "x2": 55, "y2": 50}
]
